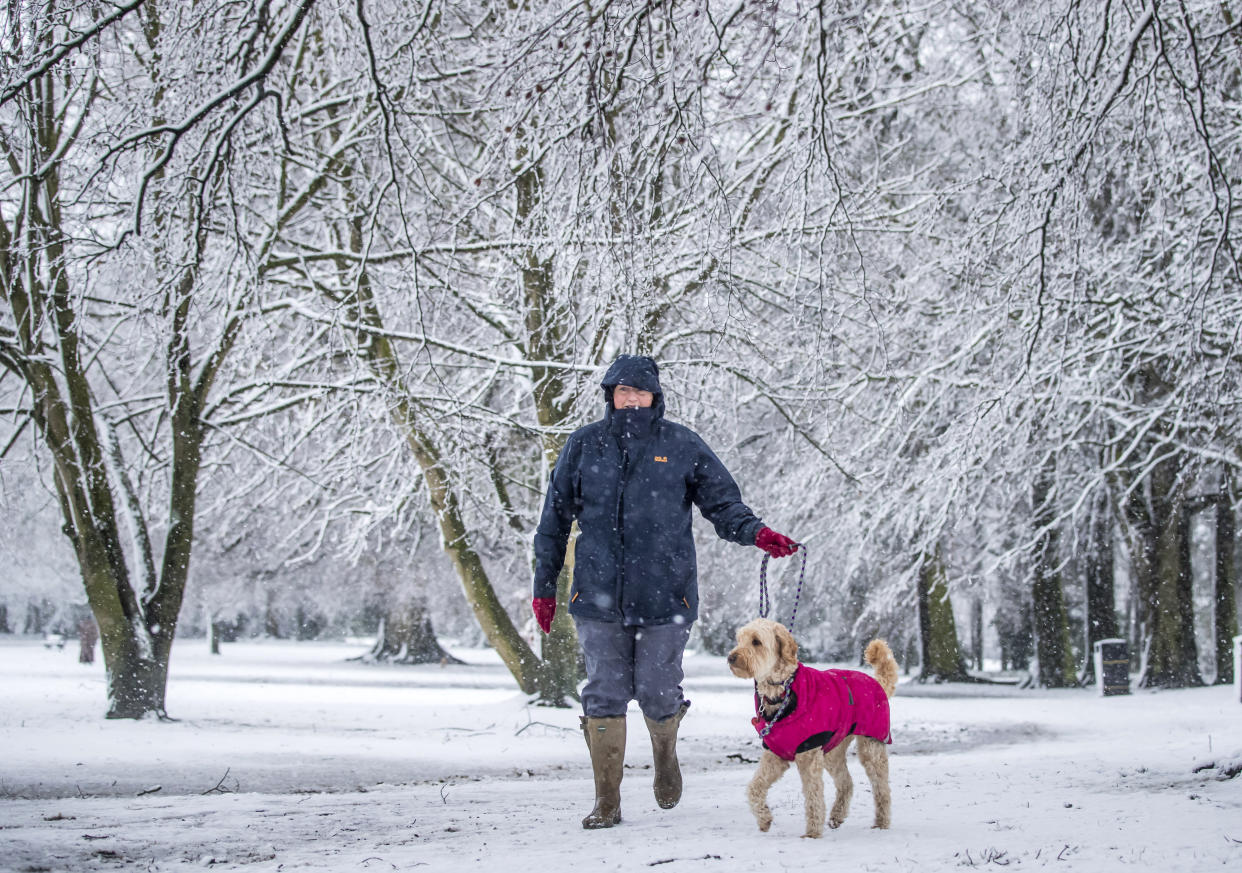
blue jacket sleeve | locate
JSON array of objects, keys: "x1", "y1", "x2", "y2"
[
  {"x1": 532, "y1": 433, "x2": 581, "y2": 599},
  {"x1": 688, "y1": 435, "x2": 764, "y2": 546}
]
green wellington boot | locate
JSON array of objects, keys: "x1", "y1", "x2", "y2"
[
  {"x1": 645, "y1": 702, "x2": 689, "y2": 809},
  {"x1": 580, "y1": 715, "x2": 626, "y2": 829}
]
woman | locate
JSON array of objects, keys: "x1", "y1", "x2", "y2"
[{"x1": 532, "y1": 354, "x2": 798, "y2": 829}]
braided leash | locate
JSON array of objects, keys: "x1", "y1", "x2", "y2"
[
  {"x1": 758, "y1": 543, "x2": 808, "y2": 630},
  {"x1": 755, "y1": 543, "x2": 808, "y2": 737}
]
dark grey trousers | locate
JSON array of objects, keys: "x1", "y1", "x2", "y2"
[{"x1": 574, "y1": 618, "x2": 692, "y2": 720}]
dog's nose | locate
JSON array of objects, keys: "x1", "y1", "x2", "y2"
[{"x1": 727, "y1": 652, "x2": 738, "y2": 666}]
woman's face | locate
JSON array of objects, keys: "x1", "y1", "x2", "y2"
[{"x1": 613, "y1": 384, "x2": 654, "y2": 409}]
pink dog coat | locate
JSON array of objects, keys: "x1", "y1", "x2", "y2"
[{"x1": 751, "y1": 664, "x2": 892, "y2": 761}]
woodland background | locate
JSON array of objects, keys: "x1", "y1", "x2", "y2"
[{"x1": 2, "y1": 0, "x2": 1240, "y2": 718}]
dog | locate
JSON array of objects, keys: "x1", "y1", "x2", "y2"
[{"x1": 727, "y1": 618, "x2": 898, "y2": 838}]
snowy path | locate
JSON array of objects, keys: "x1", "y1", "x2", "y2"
[{"x1": 2, "y1": 638, "x2": 1239, "y2": 871}]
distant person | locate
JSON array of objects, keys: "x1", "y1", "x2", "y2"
[
  {"x1": 78, "y1": 617, "x2": 98, "y2": 664},
  {"x1": 532, "y1": 354, "x2": 798, "y2": 829}
]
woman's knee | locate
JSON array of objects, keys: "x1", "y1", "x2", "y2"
[{"x1": 634, "y1": 681, "x2": 683, "y2": 721}]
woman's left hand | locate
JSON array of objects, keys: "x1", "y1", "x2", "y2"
[{"x1": 755, "y1": 527, "x2": 799, "y2": 558}]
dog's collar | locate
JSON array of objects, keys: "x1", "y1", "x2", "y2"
[
  {"x1": 758, "y1": 665, "x2": 798, "y2": 700},
  {"x1": 754, "y1": 668, "x2": 799, "y2": 737}
]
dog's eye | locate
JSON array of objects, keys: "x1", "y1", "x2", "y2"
[{"x1": 751, "y1": 639, "x2": 761, "y2": 646}]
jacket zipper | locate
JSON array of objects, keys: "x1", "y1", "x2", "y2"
[{"x1": 614, "y1": 442, "x2": 629, "y2": 621}]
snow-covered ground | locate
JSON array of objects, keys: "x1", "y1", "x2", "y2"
[{"x1": 1, "y1": 636, "x2": 1239, "y2": 872}]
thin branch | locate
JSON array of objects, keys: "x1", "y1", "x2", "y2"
[{"x1": 0, "y1": 1, "x2": 145, "y2": 108}]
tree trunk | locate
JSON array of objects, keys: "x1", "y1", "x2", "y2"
[
  {"x1": 1031, "y1": 466, "x2": 1076, "y2": 688},
  {"x1": 324, "y1": 138, "x2": 586, "y2": 705},
  {"x1": 364, "y1": 602, "x2": 463, "y2": 665},
  {"x1": 10, "y1": 291, "x2": 172, "y2": 716},
  {"x1": 99, "y1": 622, "x2": 168, "y2": 719},
  {"x1": 1127, "y1": 450, "x2": 1203, "y2": 688},
  {"x1": 970, "y1": 598, "x2": 984, "y2": 671},
  {"x1": 995, "y1": 604, "x2": 1032, "y2": 671},
  {"x1": 515, "y1": 141, "x2": 585, "y2": 708},
  {"x1": 1214, "y1": 469, "x2": 1238, "y2": 685},
  {"x1": 915, "y1": 544, "x2": 970, "y2": 682},
  {"x1": 1031, "y1": 571, "x2": 1076, "y2": 688},
  {"x1": 538, "y1": 530, "x2": 581, "y2": 701},
  {"x1": 77, "y1": 618, "x2": 98, "y2": 664},
  {"x1": 25, "y1": 250, "x2": 173, "y2": 718},
  {"x1": 1081, "y1": 488, "x2": 1118, "y2": 683},
  {"x1": 329, "y1": 219, "x2": 551, "y2": 696}
]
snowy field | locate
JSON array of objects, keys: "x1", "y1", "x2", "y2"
[{"x1": 1, "y1": 636, "x2": 1239, "y2": 872}]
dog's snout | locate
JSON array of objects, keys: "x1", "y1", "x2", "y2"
[{"x1": 727, "y1": 651, "x2": 738, "y2": 666}]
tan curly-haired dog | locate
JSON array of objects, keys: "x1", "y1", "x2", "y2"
[{"x1": 727, "y1": 619, "x2": 898, "y2": 838}]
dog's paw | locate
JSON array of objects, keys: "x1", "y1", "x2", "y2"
[
  {"x1": 801, "y1": 830, "x2": 823, "y2": 839},
  {"x1": 828, "y1": 816, "x2": 844, "y2": 829},
  {"x1": 756, "y1": 811, "x2": 773, "y2": 832},
  {"x1": 872, "y1": 819, "x2": 890, "y2": 830}
]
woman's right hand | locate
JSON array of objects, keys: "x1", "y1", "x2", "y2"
[{"x1": 532, "y1": 597, "x2": 556, "y2": 633}]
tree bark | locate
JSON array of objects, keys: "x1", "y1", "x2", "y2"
[
  {"x1": 0, "y1": 15, "x2": 230, "y2": 716},
  {"x1": 364, "y1": 602, "x2": 463, "y2": 665},
  {"x1": 78, "y1": 618, "x2": 98, "y2": 664},
  {"x1": 915, "y1": 543, "x2": 970, "y2": 682},
  {"x1": 995, "y1": 603, "x2": 1033, "y2": 671},
  {"x1": 1214, "y1": 469, "x2": 1238, "y2": 685},
  {"x1": 970, "y1": 598, "x2": 984, "y2": 671},
  {"x1": 1, "y1": 84, "x2": 167, "y2": 717},
  {"x1": 515, "y1": 139, "x2": 585, "y2": 707},
  {"x1": 1126, "y1": 449, "x2": 1203, "y2": 688},
  {"x1": 1030, "y1": 466, "x2": 1076, "y2": 688},
  {"x1": 1080, "y1": 488, "x2": 1118, "y2": 683},
  {"x1": 329, "y1": 204, "x2": 552, "y2": 697}
]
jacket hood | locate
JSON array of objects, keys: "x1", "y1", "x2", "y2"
[{"x1": 601, "y1": 354, "x2": 665, "y2": 419}]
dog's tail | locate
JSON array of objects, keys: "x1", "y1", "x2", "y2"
[{"x1": 864, "y1": 639, "x2": 899, "y2": 698}]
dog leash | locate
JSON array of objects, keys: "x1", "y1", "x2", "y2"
[{"x1": 758, "y1": 544, "x2": 808, "y2": 630}]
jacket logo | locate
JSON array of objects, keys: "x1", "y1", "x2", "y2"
[{"x1": 654, "y1": 456, "x2": 668, "y2": 463}]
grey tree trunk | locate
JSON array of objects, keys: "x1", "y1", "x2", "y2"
[
  {"x1": 365, "y1": 603, "x2": 463, "y2": 665},
  {"x1": 1125, "y1": 448, "x2": 1203, "y2": 688},
  {"x1": 1031, "y1": 466, "x2": 1076, "y2": 688},
  {"x1": 1080, "y1": 488, "x2": 1118, "y2": 683},
  {"x1": 1214, "y1": 470, "x2": 1238, "y2": 685},
  {"x1": 0, "y1": 4, "x2": 243, "y2": 717},
  {"x1": 515, "y1": 143, "x2": 586, "y2": 708},
  {"x1": 995, "y1": 605, "x2": 1033, "y2": 671},
  {"x1": 915, "y1": 544, "x2": 970, "y2": 682},
  {"x1": 970, "y1": 598, "x2": 984, "y2": 671}
]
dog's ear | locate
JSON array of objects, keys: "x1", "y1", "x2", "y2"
[{"x1": 774, "y1": 623, "x2": 799, "y2": 669}]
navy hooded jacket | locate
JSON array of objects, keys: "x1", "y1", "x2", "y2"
[{"x1": 533, "y1": 355, "x2": 764, "y2": 626}]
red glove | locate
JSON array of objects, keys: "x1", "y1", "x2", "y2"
[
  {"x1": 532, "y1": 597, "x2": 556, "y2": 634},
  {"x1": 755, "y1": 527, "x2": 799, "y2": 558}
]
